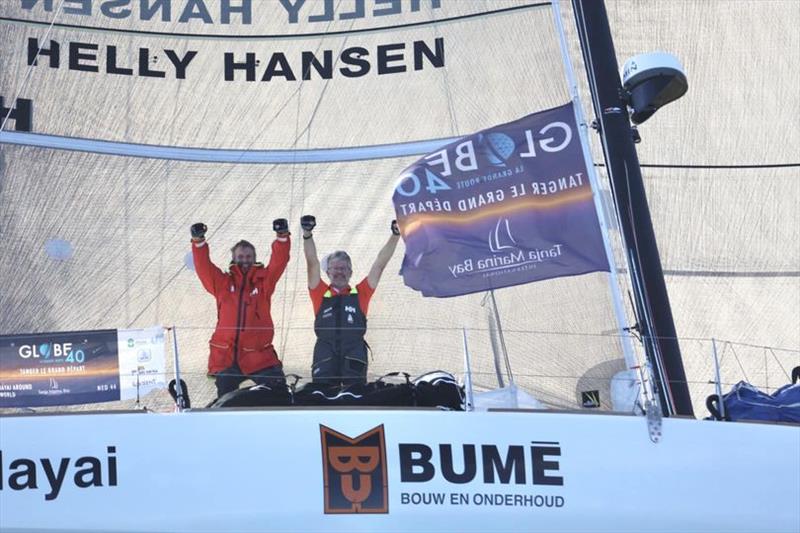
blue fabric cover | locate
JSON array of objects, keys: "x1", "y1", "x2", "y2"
[{"x1": 723, "y1": 381, "x2": 800, "y2": 423}]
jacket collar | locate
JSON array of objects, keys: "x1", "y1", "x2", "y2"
[
  {"x1": 327, "y1": 283, "x2": 353, "y2": 295},
  {"x1": 229, "y1": 262, "x2": 264, "y2": 281}
]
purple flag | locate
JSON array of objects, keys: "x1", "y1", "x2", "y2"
[{"x1": 394, "y1": 102, "x2": 609, "y2": 298}]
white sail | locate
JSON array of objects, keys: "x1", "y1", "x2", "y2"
[
  {"x1": 0, "y1": 0, "x2": 797, "y2": 414},
  {"x1": 2, "y1": 2, "x2": 800, "y2": 531}
]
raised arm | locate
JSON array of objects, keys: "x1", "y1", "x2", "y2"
[
  {"x1": 301, "y1": 215, "x2": 321, "y2": 289},
  {"x1": 190, "y1": 223, "x2": 227, "y2": 295},
  {"x1": 367, "y1": 220, "x2": 401, "y2": 289},
  {"x1": 264, "y1": 218, "x2": 291, "y2": 291}
]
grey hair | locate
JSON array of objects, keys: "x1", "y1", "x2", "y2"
[{"x1": 324, "y1": 250, "x2": 352, "y2": 271}]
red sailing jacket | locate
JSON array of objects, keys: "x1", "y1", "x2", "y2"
[{"x1": 192, "y1": 238, "x2": 290, "y2": 375}]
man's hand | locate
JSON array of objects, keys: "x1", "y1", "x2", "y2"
[
  {"x1": 391, "y1": 220, "x2": 400, "y2": 236},
  {"x1": 190, "y1": 222, "x2": 207, "y2": 241},
  {"x1": 301, "y1": 215, "x2": 316, "y2": 238},
  {"x1": 273, "y1": 218, "x2": 290, "y2": 236},
  {"x1": 301, "y1": 215, "x2": 316, "y2": 232}
]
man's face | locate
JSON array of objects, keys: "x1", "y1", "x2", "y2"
[
  {"x1": 233, "y1": 245, "x2": 256, "y2": 272},
  {"x1": 327, "y1": 258, "x2": 352, "y2": 289}
]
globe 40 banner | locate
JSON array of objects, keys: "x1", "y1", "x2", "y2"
[
  {"x1": 0, "y1": 327, "x2": 166, "y2": 408},
  {"x1": 393, "y1": 103, "x2": 609, "y2": 298}
]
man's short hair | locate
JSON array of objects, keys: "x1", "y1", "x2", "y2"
[
  {"x1": 231, "y1": 240, "x2": 257, "y2": 261},
  {"x1": 325, "y1": 250, "x2": 352, "y2": 271}
]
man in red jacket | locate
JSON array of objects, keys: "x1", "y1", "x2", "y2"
[{"x1": 190, "y1": 220, "x2": 290, "y2": 398}]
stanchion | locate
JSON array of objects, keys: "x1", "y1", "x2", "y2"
[{"x1": 171, "y1": 326, "x2": 186, "y2": 411}]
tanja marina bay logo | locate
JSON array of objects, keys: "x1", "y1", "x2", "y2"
[
  {"x1": 320, "y1": 425, "x2": 388, "y2": 514},
  {"x1": 489, "y1": 218, "x2": 517, "y2": 253},
  {"x1": 448, "y1": 216, "x2": 566, "y2": 279}
]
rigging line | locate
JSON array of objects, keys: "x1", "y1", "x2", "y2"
[
  {"x1": 571, "y1": 0, "x2": 668, "y2": 409},
  {"x1": 123, "y1": 101, "x2": 318, "y2": 326},
  {"x1": 717, "y1": 340, "x2": 728, "y2": 368},
  {"x1": 0, "y1": 2, "x2": 552, "y2": 41},
  {"x1": 766, "y1": 347, "x2": 792, "y2": 381},
  {"x1": 727, "y1": 343, "x2": 750, "y2": 384},
  {"x1": 66, "y1": 58, "x2": 319, "y2": 324},
  {"x1": 662, "y1": 270, "x2": 800, "y2": 278},
  {"x1": 117, "y1": 367, "x2": 723, "y2": 386},
  {"x1": 552, "y1": 0, "x2": 640, "y2": 381},
  {"x1": 722, "y1": 342, "x2": 799, "y2": 355},
  {"x1": 278, "y1": 89, "x2": 311, "y2": 358},
  {"x1": 101, "y1": 51, "x2": 331, "y2": 325},
  {"x1": 625, "y1": 158, "x2": 674, "y2": 406},
  {"x1": 292, "y1": 56, "x2": 347, "y2": 141},
  {"x1": 155, "y1": 160, "x2": 168, "y2": 323},
  {"x1": 596, "y1": 162, "x2": 800, "y2": 170},
  {"x1": 278, "y1": 76, "x2": 303, "y2": 359},
  {"x1": 582, "y1": 2, "x2": 676, "y2": 414},
  {"x1": 430, "y1": 6, "x2": 459, "y2": 137},
  {"x1": 126, "y1": 323, "x2": 800, "y2": 352},
  {"x1": 0, "y1": 0, "x2": 66, "y2": 134},
  {"x1": 127, "y1": 8, "x2": 349, "y2": 329},
  {"x1": 279, "y1": 6, "x2": 351, "y2": 358},
  {"x1": 283, "y1": 123, "x2": 312, "y2": 357},
  {"x1": 103, "y1": 164, "x2": 276, "y2": 324},
  {"x1": 155, "y1": 86, "x2": 180, "y2": 323},
  {"x1": 125, "y1": 161, "x2": 280, "y2": 327},
  {"x1": 279, "y1": 75, "x2": 305, "y2": 358},
  {"x1": 122, "y1": 44, "x2": 134, "y2": 324}
]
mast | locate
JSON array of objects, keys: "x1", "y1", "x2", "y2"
[{"x1": 570, "y1": 0, "x2": 694, "y2": 417}]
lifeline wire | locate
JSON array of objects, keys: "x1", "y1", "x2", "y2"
[
  {"x1": 0, "y1": 0, "x2": 66, "y2": 133},
  {"x1": 124, "y1": 10, "x2": 347, "y2": 327}
]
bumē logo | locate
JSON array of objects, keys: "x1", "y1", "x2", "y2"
[
  {"x1": 0, "y1": 446, "x2": 118, "y2": 501},
  {"x1": 320, "y1": 425, "x2": 388, "y2": 514}
]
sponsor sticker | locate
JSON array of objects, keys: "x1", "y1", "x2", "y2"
[{"x1": 320, "y1": 425, "x2": 388, "y2": 514}]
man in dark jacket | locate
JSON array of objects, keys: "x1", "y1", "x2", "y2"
[
  {"x1": 300, "y1": 215, "x2": 400, "y2": 385},
  {"x1": 190, "y1": 220, "x2": 290, "y2": 397}
]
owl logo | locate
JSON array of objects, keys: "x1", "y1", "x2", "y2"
[{"x1": 320, "y1": 425, "x2": 388, "y2": 514}]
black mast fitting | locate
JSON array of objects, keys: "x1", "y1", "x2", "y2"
[{"x1": 571, "y1": 0, "x2": 695, "y2": 417}]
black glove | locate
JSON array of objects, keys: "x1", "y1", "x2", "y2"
[
  {"x1": 273, "y1": 218, "x2": 290, "y2": 235},
  {"x1": 300, "y1": 215, "x2": 316, "y2": 232},
  {"x1": 190, "y1": 222, "x2": 207, "y2": 240},
  {"x1": 391, "y1": 220, "x2": 400, "y2": 236}
]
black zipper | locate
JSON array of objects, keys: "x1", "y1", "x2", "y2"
[
  {"x1": 232, "y1": 275, "x2": 248, "y2": 364},
  {"x1": 334, "y1": 296, "x2": 342, "y2": 360}
]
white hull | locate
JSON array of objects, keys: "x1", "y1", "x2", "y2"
[{"x1": 1, "y1": 409, "x2": 798, "y2": 532}]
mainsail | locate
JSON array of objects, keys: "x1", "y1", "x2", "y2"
[{"x1": 1, "y1": 0, "x2": 798, "y2": 414}]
